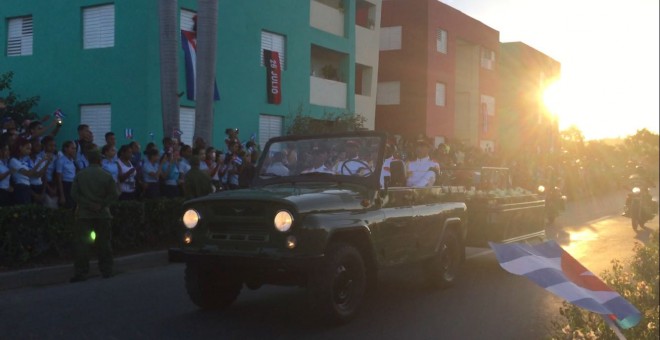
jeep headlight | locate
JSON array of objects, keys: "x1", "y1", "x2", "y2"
[
  {"x1": 632, "y1": 187, "x2": 641, "y2": 194},
  {"x1": 537, "y1": 185, "x2": 545, "y2": 193},
  {"x1": 274, "y1": 210, "x2": 293, "y2": 232},
  {"x1": 183, "y1": 209, "x2": 200, "y2": 229}
]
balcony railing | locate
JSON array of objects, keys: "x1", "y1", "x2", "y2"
[
  {"x1": 310, "y1": 0, "x2": 345, "y2": 37},
  {"x1": 310, "y1": 75, "x2": 346, "y2": 109}
]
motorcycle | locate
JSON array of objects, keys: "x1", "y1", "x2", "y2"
[
  {"x1": 623, "y1": 186, "x2": 658, "y2": 230},
  {"x1": 538, "y1": 185, "x2": 567, "y2": 224}
]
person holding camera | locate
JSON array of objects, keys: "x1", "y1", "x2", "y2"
[
  {"x1": 224, "y1": 128, "x2": 240, "y2": 151},
  {"x1": 160, "y1": 147, "x2": 181, "y2": 198}
]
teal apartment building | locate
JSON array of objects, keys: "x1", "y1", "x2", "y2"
[{"x1": 1, "y1": 0, "x2": 381, "y2": 149}]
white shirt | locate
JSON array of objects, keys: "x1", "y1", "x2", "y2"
[
  {"x1": 301, "y1": 164, "x2": 334, "y2": 174},
  {"x1": 338, "y1": 157, "x2": 369, "y2": 176},
  {"x1": 406, "y1": 156, "x2": 439, "y2": 187},
  {"x1": 265, "y1": 162, "x2": 289, "y2": 176}
]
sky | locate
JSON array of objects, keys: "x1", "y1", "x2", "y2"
[{"x1": 440, "y1": 0, "x2": 659, "y2": 140}]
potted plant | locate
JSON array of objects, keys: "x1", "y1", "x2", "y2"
[{"x1": 321, "y1": 64, "x2": 338, "y2": 81}]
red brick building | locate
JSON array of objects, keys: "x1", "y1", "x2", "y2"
[{"x1": 376, "y1": 0, "x2": 499, "y2": 151}]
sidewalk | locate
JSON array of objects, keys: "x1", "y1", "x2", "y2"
[
  {"x1": 0, "y1": 188, "x2": 646, "y2": 292},
  {"x1": 0, "y1": 250, "x2": 169, "y2": 291}
]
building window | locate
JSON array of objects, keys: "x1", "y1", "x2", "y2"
[
  {"x1": 179, "y1": 107, "x2": 195, "y2": 146},
  {"x1": 355, "y1": 63, "x2": 373, "y2": 96},
  {"x1": 435, "y1": 82, "x2": 446, "y2": 106},
  {"x1": 259, "y1": 114, "x2": 283, "y2": 151},
  {"x1": 7, "y1": 16, "x2": 33, "y2": 56},
  {"x1": 261, "y1": 31, "x2": 286, "y2": 69},
  {"x1": 436, "y1": 29, "x2": 447, "y2": 54},
  {"x1": 376, "y1": 81, "x2": 400, "y2": 105},
  {"x1": 80, "y1": 104, "x2": 112, "y2": 141},
  {"x1": 480, "y1": 47, "x2": 495, "y2": 70},
  {"x1": 83, "y1": 4, "x2": 115, "y2": 49},
  {"x1": 480, "y1": 95, "x2": 495, "y2": 132},
  {"x1": 379, "y1": 26, "x2": 401, "y2": 51},
  {"x1": 180, "y1": 9, "x2": 196, "y2": 31}
]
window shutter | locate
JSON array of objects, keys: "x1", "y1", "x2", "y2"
[
  {"x1": 179, "y1": 107, "x2": 196, "y2": 146},
  {"x1": 258, "y1": 114, "x2": 282, "y2": 151},
  {"x1": 435, "y1": 83, "x2": 446, "y2": 106},
  {"x1": 261, "y1": 31, "x2": 286, "y2": 69},
  {"x1": 83, "y1": 5, "x2": 115, "y2": 49},
  {"x1": 80, "y1": 105, "x2": 112, "y2": 143},
  {"x1": 180, "y1": 9, "x2": 196, "y2": 31},
  {"x1": 436, "y1": 29, "x2": 447, "y2": 54},
  {"x1": 7, "y1": 16, "x2": 33, "y2": 56},
  {"x1": 376, "y1": 81, "x2": 400, "y2": 105},
  {"x1": 379, "y1": 26, "x2": 402, "y2": 51}
]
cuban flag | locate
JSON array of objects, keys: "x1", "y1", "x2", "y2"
[
  {"x1": 490, "y1": 240, "x2": 641, "y2": 329},
  {"x1": 53, "y1": 109, "x2": 65, "y2": 119},
  {"x1": 181, "y1": 30, "x2": 220, "y2": 101}
]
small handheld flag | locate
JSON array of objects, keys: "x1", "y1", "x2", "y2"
[
  {"x1": 172, "y1": 128, "x2": 183, "y2": 137},
  {"x1": 125, "y1": 128, "x2": 133, "y2": 140},
  {"x1": 53, "y1": 109, "x2": 66, "y2": 119},
  {"x1": 490, "y1": 240, "x2": 641, "y2": 330},
  {"x1": 149, "y1": 132, "x2": 155, "y2": 142}
]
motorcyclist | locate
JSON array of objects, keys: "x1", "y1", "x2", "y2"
[{"x1": 628, "y1": 165, "x2": 654, "y2": 189}]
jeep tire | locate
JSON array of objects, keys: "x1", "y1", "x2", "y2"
[
  {"x1": 424, "y1": 229, "x2": 460, "y2": 288},
  {"x1": 308, "y1": 242, "x2": 366, "y2": 324},
  {"x1": 185, "y1": 263, "x2": 242, "y2": 310}
]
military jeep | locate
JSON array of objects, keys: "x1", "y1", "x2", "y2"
[{"x1": 169, "y1": 131, "x2": 543, "y2": 323}]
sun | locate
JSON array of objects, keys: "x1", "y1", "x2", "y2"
[{"x1": 542, "y1": 79, "x2": 563, "y2": 119}]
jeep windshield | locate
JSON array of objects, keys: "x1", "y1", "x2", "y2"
[{"x1": 254, "y1": 133, "x2": 384, "y2": 187}]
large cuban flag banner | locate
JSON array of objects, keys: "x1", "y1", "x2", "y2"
[
  {"x1": 181, "y1": 30, "x2": 220, "y2": 101},
  {"x1": 490, "y1": 240, "x2": 641, "y2": 330}
]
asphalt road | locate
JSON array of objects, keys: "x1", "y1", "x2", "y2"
[{"x1": 0, "y1": 188, "x2": 657, "y2": 339}]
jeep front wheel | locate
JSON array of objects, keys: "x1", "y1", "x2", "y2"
[
  {"x1": 185, "y1": 264, "x2": 242, "y2": 310},
  {"x1": 424, "y1": 229, "x2": 461, "y2": 288},
  {"x1": 308, "y1": 242, "x2": 366, "y2": 324}
]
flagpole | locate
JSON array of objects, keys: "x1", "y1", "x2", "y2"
[{"x1": 602, "y1": 315, "x2": 627, "y2": 340}]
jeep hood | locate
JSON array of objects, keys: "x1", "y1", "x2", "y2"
[{"x1": 185, "y1": 185, "x2": 369, "y2": 213}]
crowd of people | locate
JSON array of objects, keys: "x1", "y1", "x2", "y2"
[{"x1": 0, "y1": 115, "x2": 260, "y2": 208}]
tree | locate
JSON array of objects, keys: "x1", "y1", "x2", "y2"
[
  {"x1": 286, "y1": 104, "x2": 366, "y2": 135},
  {"x1": 0, "y1": 71, "x2": 40, "y2": 126},
  {"x1": 158, "y1": 0, "x2": 180, "y2": 139},
  {"x1": 194, "y1": 0, "x2": 219, "y2": 144}
]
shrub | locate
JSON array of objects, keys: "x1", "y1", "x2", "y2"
[
  {"x1": 549, "y1": 230, "x2": 659, "y2": 339},
  {"x1": 0, "y1": 197, "x2": 185, "y2": 269}
]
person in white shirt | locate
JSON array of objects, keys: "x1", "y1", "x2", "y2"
[
  {"x1": 337, "y1": 140, "x2": 369, "y2": 176},
  {"x1": 301, "y1": 145, "x2": 334, "y2": 174},
  {"x1": 265, "y1": 152, "x2": 289, "y2": 176},
  {"x1": 406, "y1": 139, "x2": 440, "y2": 187}
]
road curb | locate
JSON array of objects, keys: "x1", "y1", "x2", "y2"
[{"x1": 0, "y1": 250, "x2": 169, "y2": 291}]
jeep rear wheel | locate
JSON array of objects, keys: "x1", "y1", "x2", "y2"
[
  {"x1": 185, "y1": 264, "x2": 242, "y2": 310},
  {"x1": 308, "y1": 242, "x2": 366, "y2": 324},
  {"x1": 424, "y1": 229, "x2": 461, "y2": 288}
]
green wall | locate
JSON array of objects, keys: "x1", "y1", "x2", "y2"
[{"x1": 2, "y1": 0, "x2": 357, "y2": 149}]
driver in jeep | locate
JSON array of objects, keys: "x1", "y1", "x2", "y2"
[{"x1": 337, "y1": 140, "x2": 371, "y2": 176}]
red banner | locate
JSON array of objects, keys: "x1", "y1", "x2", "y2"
[{"x1": 264, "y1": 50, "x2": 282, "y2": 104}]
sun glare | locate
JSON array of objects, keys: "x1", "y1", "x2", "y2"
[{"x1": 543, "y1": 80, "x2": 563, "y2": 118}]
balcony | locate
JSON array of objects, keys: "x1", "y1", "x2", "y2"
[
  {"x1": 310, "y1": 76, "x2": 347, "y2": 109},
  {"x1": 310, "y1": 0, "x2": 345, "y2": 37}
]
